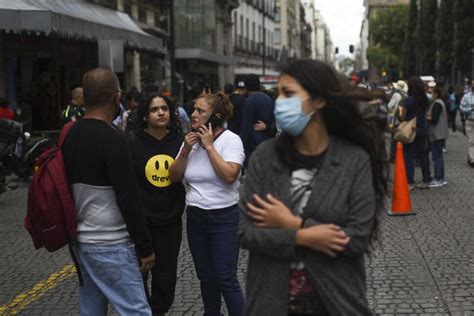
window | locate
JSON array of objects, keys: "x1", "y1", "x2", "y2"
[
  {"x1": 275, "y1": 28, "x2": 281, "y2": 44},
  {"x1": 274, "y1": 7, "x2": 281, "y2": 23},
  {"x1": 234, "y1": 12, "x2": 238, "y2": 45},
  {"x1": 258, "y1": 25, "x2": 262, "y2": 43},
  {"x1": 138, "y1": 7, "x2": 146, "y2": 23},
  {"x1": 124, "y1": 2, "x2": 132, "y2": 15},
  {"x1": 240, "y1": 15, "x2": 243, "y2": 35}
]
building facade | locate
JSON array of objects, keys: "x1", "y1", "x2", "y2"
[
  {"x1": 314, "y1": 10, "x2": 334, "y2": 65},
  {"x1": 274, "y1": 0, "x2": 301, "y2": 65},
  {"x1": 174, "y1": 0, "x2": 238, "y2": 96},
  {"x1": 0, "y1": 0, "x2": 165, "y2": 130},
  {"x1": 232, "y1": 0, "x2": 279, "y2": 79}
]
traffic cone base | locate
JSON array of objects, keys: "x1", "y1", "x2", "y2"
[{"x1": 388, "y1": 142, "x2": 415, "y2": 216}]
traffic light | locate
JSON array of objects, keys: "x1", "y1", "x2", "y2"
[
  {"x1": 349, "y1": 45, "x2": 354, "y2": 53},
  {"x1": 335, "y1": 47, "x2": 339, "y2": 54}
]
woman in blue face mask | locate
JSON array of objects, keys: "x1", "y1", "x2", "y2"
[{"x1": 238, "y1": 59, "x2": 387, "y2": 316}]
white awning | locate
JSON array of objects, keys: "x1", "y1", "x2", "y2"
[{"x1": 0, "y1": 0, "x2": 164, "y2": 53}]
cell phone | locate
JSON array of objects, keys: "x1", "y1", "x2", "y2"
[{"x1": 205, "y1": 114, "x2": 219, "y2": 129}]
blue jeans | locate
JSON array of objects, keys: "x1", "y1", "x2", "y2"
[
  {"x1": 72, "y1": 242, "x2": 151, "y2": 316},
  {"x1": 186, "y1": 205, "x2": 245, "y2": 316},
  {"x1": 431, "y1": 139, "x2": 445, "y2": 180},
  {"x1": 404, "y1": 131, "x2": 432, "y2": 184}
]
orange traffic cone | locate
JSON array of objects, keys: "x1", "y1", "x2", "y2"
[{"x1": 388, "y1": 142, "x2": 415, "y2": 216}]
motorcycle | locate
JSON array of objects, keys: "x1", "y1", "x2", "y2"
[{"x1": 0, "y1": 119, "x2": 52, "y2": 194}]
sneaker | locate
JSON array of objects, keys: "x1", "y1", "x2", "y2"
[
  {"x1": 415, "y1": 182, "x2": 429, "y2": 189},
  {"x1": 442, "y1": 148, "x2": 447, "y2": 153},
  {"x1": 408, "y1": 184, "x2": 415, "y2": 191},
  {"x1": 427, "y1": 180, "x2": 443, "y2": 188},
  {"x1": 440, "y1": 179, "x2": 448, "y2": 186}
]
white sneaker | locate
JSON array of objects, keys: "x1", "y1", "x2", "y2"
[
  {"x1": 440, "y1": 179, "x2": 448, "y2": 186},
  {"x1": 427, "y1": 180, "x2": 443, "y2": 188},
  {"x1": 442, "y1": 148, "x2": 447, "y2": 153}
]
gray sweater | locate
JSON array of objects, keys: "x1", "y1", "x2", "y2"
[{"x1": 239, "y1": 136, "x2": 375, "y2": 316}]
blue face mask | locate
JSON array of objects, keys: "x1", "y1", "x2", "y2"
[{"x1": 274, "y1": 96, "x2": 314, "y2": 136}]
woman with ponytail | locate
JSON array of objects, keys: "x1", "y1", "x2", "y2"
[
  {"x1": 239, "y1": 59, "x2": 387, "y2": 315},
  {"x1": 169, "y1": 92, "x2": 245, "y2": 316}
]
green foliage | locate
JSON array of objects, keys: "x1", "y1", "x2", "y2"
[
  {"x1": 338, "y1": 57, "x2": 355, "y2": 76},
  {"x1": 402, "y1": 0, "x2": 417, "y2": 78},
  {"x1": 436, "y1": 0, "x2": 454, "y2": 78},
  {"x1": 369, "y1": 5, "x2": 409, "y2": 79},
  {"x1": 415, "y1": 0, "x2": 438, "y2": 75},
  {"x1": 453, "y1": 0, "x2": 474, "y2": 77}
]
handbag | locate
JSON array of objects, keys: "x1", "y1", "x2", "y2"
[{"x1": 394, "y1": 116, "x2": 416, "y2": 143}]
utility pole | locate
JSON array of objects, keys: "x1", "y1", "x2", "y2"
[{"x1": 262, "y1": 1, "x2": 266, "y2": 76}]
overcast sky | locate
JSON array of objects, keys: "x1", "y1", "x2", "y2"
[{"x1": 314, "y1": 0, "x2": 365, "y2": 56}]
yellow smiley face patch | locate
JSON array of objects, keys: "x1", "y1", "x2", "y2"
[{"x1": 145, "y1": 154, "x2": 174, "y2": 187}]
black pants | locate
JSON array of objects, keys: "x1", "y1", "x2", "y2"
[
  {"x1": 143, "y1": 219, "x2": 182, "y2": 315},
  {"x1": 448, "y1": 110, "x2": 457, "y2": 133}
]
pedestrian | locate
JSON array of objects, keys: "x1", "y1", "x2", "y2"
[
  {"x1": 62, "y1": 68, "x2": 154, "y2": 315},
  {"x1": 238, "y1": 59, "x2": 387, "y2": 315},
  {"x1": 388, "y1": 81, "x2": 408, "y2": 162},
  {"x1": 169, "y1": 92, "x2": 245, "y2": 316},
  {"x1": 239, "y1": 74, "x2": 276, "y2": 163},
  {"x1": 446, "y1": 86, "x2": 458, "y2": 135},
  {"x1": 61, "y1": 87, "x2": 84, "y2": 125},
  {"x1": 131, "y1": 93, "x2": 186, "y2": 315},
  {"x1": 426, "y1": 86, "x2": 448, "y2": 187},
  {"x1": 224, "y1": 83, "x2": 245, "y2": 135},
  {"x1": 460, "y1": 79, "x2": 474, "y2": 167},
  {"x1": 0, "y1": 97, "x2": 14, "y2": 120},
  {"x1": 399, "y1": 76, "x2": 432, "y2": 190},
  {"x1": 121, "y1": 88, "x2": 142, "y2": 132}
]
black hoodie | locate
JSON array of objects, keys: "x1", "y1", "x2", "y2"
[{"x1": 131, "y1": 129, "x2": 185, "y2": 226}]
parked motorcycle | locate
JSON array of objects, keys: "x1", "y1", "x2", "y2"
[{"x1": 0, "y1": 119, "x2": 52, "y2": 194}]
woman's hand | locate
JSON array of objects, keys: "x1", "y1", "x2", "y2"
[
  {"x1": 247, "y1": 194, "x2": 302, "y2": 229},
  {"x1": 296, "y1": 224, "x2": 350, "y2": 257},
  {"x1": 253, "y1": 120, "x2": 267, "y2": 131},
  {"x1": 184, "y1": 132, "x2": 200, "y2": 151},
  {"x1": 198, "y1": 123, "x2": 214, "y2": 149}
]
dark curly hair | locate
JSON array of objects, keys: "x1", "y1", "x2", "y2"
[
  {"x1": 138, "y1": 93, "x2": 181, "y2": 132},
  {"x1": 276, "y1": 59, "x2": 388, "y2": 245},
  {"x1": 407, "y1": 76, "x2": 430, "y2": 113}
]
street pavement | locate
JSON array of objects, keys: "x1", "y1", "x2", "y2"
[{"x1": 0, "y1": 131, "x2": 473, "y2": 315}]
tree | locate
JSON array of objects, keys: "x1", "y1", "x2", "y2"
[
  {"x1": 453, "y1": 0, "x2": 474, "y2": 78},
  {"x1": 338, "y1": 56, "x2": 355, "y2": 76},
  {"x1": 402, "y1": 0, "x2": 417, "y2": 78},
  {"x1": 368, "y1": 5, "x2": 409, "y2": 81},
  {"x1": 415, "y1": 0, "x2": 438, "y2": 75},
  {"x1": 436, "y1": 0, "x2": 454, "y2": 80}
]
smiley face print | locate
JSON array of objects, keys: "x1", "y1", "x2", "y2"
[{"x1": 145, "y1": 154, "x2": 174, "y2": 187}]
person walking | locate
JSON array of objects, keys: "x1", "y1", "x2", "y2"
[
  {"x1": 224, "y1": 83, "x2": 245, "y2": 135},
  {"x1": 63, "y1": 68, "x2": 154, "y2": 315},
  {"x1": 238, "y1": 59, "x2": 387, "y2": 315},
  {"x1": 446, "y1": 86, "x2": 458, "y2": 135},
  {"x1": 130, "y1": 93, "x2": 186, "y2": 315},
  {"x1": 169, "y1": 92, "x2": 245, "y2": 316},
  {"x1": 460, "y1": 80, "x2": 474, "y2": 167},
  {"x1": 399, "y1": 76, "x2": 432, "y2": 190},
  {"x1": 120, "y1": 88, "x2": 142, "y2": 132}
]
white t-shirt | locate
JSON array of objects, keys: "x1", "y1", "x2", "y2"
[{"x1": 182, "y1": 130, "x2": 245, "y2": 209}]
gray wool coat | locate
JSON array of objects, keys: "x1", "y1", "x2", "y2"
[{"x1": 239, "y1": 136, "x2": 375, "y2": 316}]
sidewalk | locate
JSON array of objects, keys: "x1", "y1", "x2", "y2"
[{"x1": 0, "y1": 132, "x2": 472, "y2": 315}]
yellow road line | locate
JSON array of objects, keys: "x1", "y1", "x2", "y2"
[{"x1": 0, "y1": 264, "x2": 76, "y2": 315}]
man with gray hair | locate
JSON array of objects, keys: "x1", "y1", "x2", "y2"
[{"x1": 62, "y1": 68, "x2": 154, "y2": 315}]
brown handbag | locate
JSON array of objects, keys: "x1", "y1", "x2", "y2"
[{"x1": 394, "y1": 116, "x2": 416, "y2": 143}]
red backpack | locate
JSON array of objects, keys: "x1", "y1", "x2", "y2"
[{"x1": 24, "y1": 122, "x2": 77, "y2": 252}]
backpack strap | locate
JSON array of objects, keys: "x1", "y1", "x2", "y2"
[{"x1": 58, "y1": 121, "x2": 75, "y2": 148}]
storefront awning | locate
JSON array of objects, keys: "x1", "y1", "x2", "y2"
[{"x1": 0, "y1": 0, "x2": 164, "y2": 53}]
